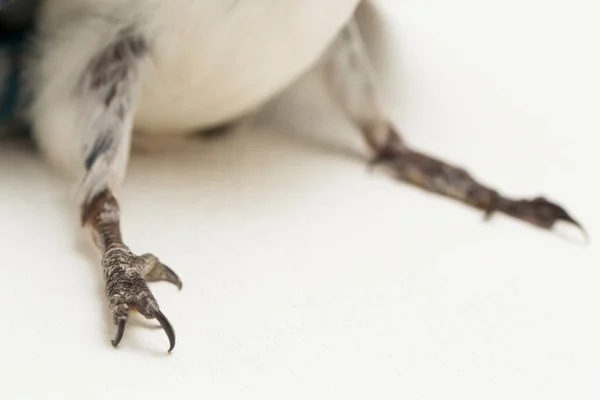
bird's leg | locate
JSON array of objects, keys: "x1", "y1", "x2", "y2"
[
  {"x1": 29, "y1": 27, "x2": 183, "y2": 350},
  {"x1": 367, "y1": 124, "x2": 583, "y2": 231},
  {"x1": 322, "y1": 18, "x2": 583, "y2": 233},
  {"x1": 82, "y1": 189, "x2": 181, "y2": 350},
  {"x1": 77, "y1": 33, "x2": 181, "y2": 351}
]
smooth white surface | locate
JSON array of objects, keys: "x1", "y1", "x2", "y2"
[{"x1": 1, "y1": 1, "x2": 599, "y2": 398}]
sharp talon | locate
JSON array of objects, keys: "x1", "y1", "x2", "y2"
[
  {"x1": 531, "y1": 197, "x2": 586, "y2": 232},
  {"x1": 554, "y1": 214, "x2": 589, "y2": 243},
  {"x1": 561, "y1": 215, "x2": 586, "y2": 233},
  {"x1": 153, "y1": 310, "x2": 176, "y2": 352},
  {"x1": 496, "y1": 196, "x2": 588, "y2": 241},
  {"x1": 111, "y1": 318, "x2": 127, "y2": 348},
  {"x1": 360, "y1": 127, "x2": 585, "y2": 241},
  {"x1": 161, "y1": 263, "x2": 183, "y2": 290},
  {"x1": 142, "y1": 254, "x2": 183, "y2": 289}
]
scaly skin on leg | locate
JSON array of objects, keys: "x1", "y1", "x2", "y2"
[
  {"x1": 324, "y1": 18, "x2": 584, "y2": 235},
  {"x1": 81, "y1": 189, "x2": 181, "y2": 351},
  {"x1": 366, "y1": 124, "x2": 585, "y2": 233},
  {"x1": 25, "y1": 23, "x2": 184, "y2": 351}
]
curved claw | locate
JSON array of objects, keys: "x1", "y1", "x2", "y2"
[
  {"x1": 367, "y1": 135, "x2": 588, "y2": 242},
  {"x1": 160, "y1": 263, "x2": 183, "y2": 290},
  {"x1": 557, "y1": 213, "x2": 588, "y2": 241},
  {"x1": 153, "y1": 310, "x2": 176, "y2": 352},
  {"x1": 111, "y1": 318, "x2": 127, "y2": 348},
  {"x1": 555, "y1": 212, "x2": 589, "y2": 244},
  {"x1": 479, "y1": 195, "x2": 587, "y2": 242},
  {"x1": 142, "y1": 255, "x2": 183, "y2": 290},
  {"x1": 500, "y1": 197, "x2": 588, "y2": 239}
]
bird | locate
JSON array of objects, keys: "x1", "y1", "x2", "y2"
[{"x1": 0, "y1": 0, "x2": 584, "y2": 352}]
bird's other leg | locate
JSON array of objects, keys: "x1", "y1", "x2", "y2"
[
  {"x1": 30, "y1": 27, "x2": 181, "y2": 351},
  {"x1": 321, "y1": 18, "x2": 583, "y2": 234}
]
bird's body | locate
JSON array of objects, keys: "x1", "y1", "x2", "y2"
[
  {"x1": 0, "y1": 0, "x2": 582, "y2": 352},
  {"x1": 134, "y1": 0, "x2": 360, "y2": 135},
  {"x1": 31, "y1": 0, "x2": 360, "y2": 175}
]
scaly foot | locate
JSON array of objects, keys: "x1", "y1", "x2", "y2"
[
  {"x1": 103, "y1": 247, "x2": 181, "y2": 350},
  {"x1": 83, "y1": 189, "x2": 182, "y2": 352},
  {"x1": 368, "y1": 125, "x2": 585, "y2": 236}
]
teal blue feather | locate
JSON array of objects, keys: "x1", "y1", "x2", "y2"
[{"x1": 0, "y1": 29, "x2": 26, "y2": 122}]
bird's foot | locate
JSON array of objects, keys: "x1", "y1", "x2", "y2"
[
  {"x1": 103, "y1": 246, "x2": 181, "y2": 351},
  {"x1": 369, "y1": 128, "x2": 586, "y2": 237}
]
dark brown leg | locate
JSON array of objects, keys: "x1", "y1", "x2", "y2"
[
  {"x1": 323, "y1": 18, "x2": 584, "y2": 236},
  {"x1": 82, "y1": 189, "x2": 182, "y2": 351},
  {"x1": 366, "y1": 124, "x2": 585, "y2": 233}
]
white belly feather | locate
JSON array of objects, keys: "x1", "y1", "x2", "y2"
[
  {"x1": 29, "y1": 0, "x2": 360, "y2": 178},
  {"x1": 134, "y1": 0, "x2": 361, "y2": 135}
]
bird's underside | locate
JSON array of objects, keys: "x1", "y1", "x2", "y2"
[{"x1": 0, "y1": 0, "x2": 584, "y2": 352}]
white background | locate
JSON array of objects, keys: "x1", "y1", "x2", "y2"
[{"x1": 1, "y1": 0, "x2": 599, "y2": 398}]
